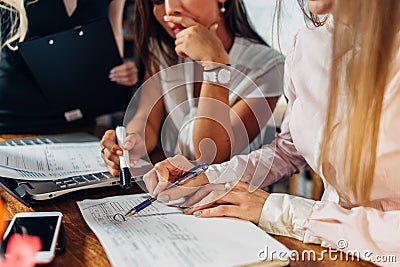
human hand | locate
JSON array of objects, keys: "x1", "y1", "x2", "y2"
[
  {"x1": 100, "y1": 130, "x2": 147, "y2": 176},
  {"x1": 184, "y1": 181, "x2": 269, "y2": 224},
  {"x1": 164, "y1": 15, "x2": 229, "y2": 65},
  {"x1": 143, "y1": 155, "x2": 209, "y2": 201},
  {"x1": 109, "y1": 60, "x2": 138, "y2": 86}
]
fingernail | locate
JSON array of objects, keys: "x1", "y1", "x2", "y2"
[
  {"x1": 110, "y1": 69, "x2": 115, "y2": 74},
  {"x1": 123, "y1": 141, "x2": 133, "y2": 149},
  {"x1": 193, "y1": 211, "x2": 202, "y2": 217},
  {"x1": 153, "y1": 185, "x2": 160, "y2": 196},
  {"x1": 163, "y1": 15, "x2": 169, "y2": 21},
  {"x1": 116, "y1": 150, "x2": 123, "y2": 156},
  {"x1": 158, "y1": 195, "x2": 170, "y2": 202}
]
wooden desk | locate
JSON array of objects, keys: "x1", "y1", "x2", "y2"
[
  {"x1": 0, "y1": 135, "x2": 375, "y2": 267},
  {"x1": 1, "y1": 186, "x2": 142, "y2": 267},
  {"x1": 0, "y1": 186, "x2": 375, "y2": 267}
]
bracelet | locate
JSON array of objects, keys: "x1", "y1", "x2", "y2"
[{"x1": 203, "y1": 64, "x2": 231, "y2": 72}]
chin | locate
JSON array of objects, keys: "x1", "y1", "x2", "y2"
[{"x1": 308, "y1": 0, "x2": 333, "y2": 15}]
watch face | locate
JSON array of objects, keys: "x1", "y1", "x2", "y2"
[{"x1": 218, "y1": 68, "x2": 231, "y2": 84}]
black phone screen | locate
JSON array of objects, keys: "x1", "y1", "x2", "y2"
[{"x1": 4, "y1": 216, "x2": 59, "y2": 251}]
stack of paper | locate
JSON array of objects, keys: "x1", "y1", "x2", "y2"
[
  {"x1": 0, "y1": 142, "x2": 107, "y2": 180},
  {"x1": 78, "y1": 194, "x2": 290, "y2": 267}
]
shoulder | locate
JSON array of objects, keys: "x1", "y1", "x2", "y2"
[
  {"x1": 289, "y1": 23, "x2": 332, "y2": 61},
  {"x1": 284, "y1": 23, "x2": 332, "y2": 80},
  {"x1": 230, "y1": 37, "x2": 284, "y2": 72}
]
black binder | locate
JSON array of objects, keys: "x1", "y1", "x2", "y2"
[{"x1": 18, "y1": 18, "x2": 132, "y2": 120}]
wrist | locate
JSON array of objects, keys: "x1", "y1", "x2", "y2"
[
  {"x1": 201, "y1": 54, "x2": 230, "y2": 70},
  {"x1": 203, "y1": 64, "x2": 231, "y2": 85}
]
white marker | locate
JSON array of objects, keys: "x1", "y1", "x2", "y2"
[{"x1": 116, "y1": 126, "x2": 132, "y2": 189}]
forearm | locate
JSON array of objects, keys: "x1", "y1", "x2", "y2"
[
  {"x1": 126, "y1": 115, "x2": 158, "y2": 154},
  {"x1": 205, "y1": 130, "x2": 307, "y2": 188},
  {"x1": 108, "y1": 0, "x2": 125, "y2": 57},
  {"x1": 194, "y1": 83, "x2": 233, "y2": 163}
]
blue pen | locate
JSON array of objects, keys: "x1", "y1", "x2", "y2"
[{"x1": 114, "y1": 163, "x2": 209, "y2": 221}]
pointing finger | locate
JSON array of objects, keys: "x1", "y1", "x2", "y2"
[{"x1": 164, "y1": 15, "x2": 198, "y2": 28}]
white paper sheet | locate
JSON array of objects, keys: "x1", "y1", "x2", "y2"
[
  {"x1": 78, "y1": 194, "x2": 290, "y2": 267},
  {"x1": 0, "y1": 142, "x2": 107, "y2": 180}
]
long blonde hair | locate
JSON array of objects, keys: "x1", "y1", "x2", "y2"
[
  {"x1": 0, "y1": 0, "x2": 28, "y2": 51},
  {"x1": 319, "y1": 0, "x2": 400, "y2": 205}
]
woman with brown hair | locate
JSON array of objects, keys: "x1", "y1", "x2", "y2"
[
  {"x1": 144, "y1": 0, "x2": 400, "y2": 263},
  {"x1": 100, "y1": 0, "x2": 284, "y2": 174}
]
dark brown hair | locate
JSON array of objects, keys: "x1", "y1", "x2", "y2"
[{"x1": 133, "y1": 0, "x2": 268, "y2": 75}]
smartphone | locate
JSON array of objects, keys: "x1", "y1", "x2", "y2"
[{"x1": 2, "y1": 212, "x2": 63, "y2": 264}]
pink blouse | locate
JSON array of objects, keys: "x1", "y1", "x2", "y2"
[{"x1": 205, "y1": 22, "x2": 400, "y2": 266}]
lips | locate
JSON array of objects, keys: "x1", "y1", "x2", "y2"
[{"x1": 172, "y1": 24, "x2": 185, "y2": 34}]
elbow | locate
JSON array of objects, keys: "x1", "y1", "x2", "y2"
[{"x1": 194, "y1": 137, "x2": 232, "y2": 164}]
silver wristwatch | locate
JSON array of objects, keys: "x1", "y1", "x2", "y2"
[{"x1": 203, "y1": 64, "x2": 231, "y2": 85}]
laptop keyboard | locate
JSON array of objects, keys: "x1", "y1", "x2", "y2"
[
  {"x1": 54, "y1": 172, "x2": 113, "y2": 189},
  {"x1": 2, "y1": 137, "x2": 55, "y2": 146}
]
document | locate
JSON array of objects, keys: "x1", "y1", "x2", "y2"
[
  {"x1": 0, "y1": 142, "x2": 106, "y2": 180},
  {"x1": 78, "y1": 194, "x2": 290, "y2": 267},
  {"x1": 19, "y1": 18, "x2": 131, "y2": 118}
]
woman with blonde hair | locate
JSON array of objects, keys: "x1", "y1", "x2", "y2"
[
  {"x1": 143, "y1": 0, "x2": 400, "y2": 263},
  {"x1": 0, "y1": 0, "x2": 137, "y2": 133}
]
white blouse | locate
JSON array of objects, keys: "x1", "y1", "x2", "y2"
[{"x1": 204, "y1": 23, "x2": 400, "y2": 265}]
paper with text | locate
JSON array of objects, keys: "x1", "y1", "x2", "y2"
[
  {"x1": 0, "y1": 142, "x2": 107, "y2": 180},
  {"x1": 77, "y1": 194, "x2": 289, "y2": 267}
]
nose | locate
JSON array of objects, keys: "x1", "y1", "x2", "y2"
[{"x1": 164, "y1": 0, "x2": 182, "y2": 16}]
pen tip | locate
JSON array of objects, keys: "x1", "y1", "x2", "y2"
[{"x1": 125, "y1": 210, "x2": 137, "y2": 218}]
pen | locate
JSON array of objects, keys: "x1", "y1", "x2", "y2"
[
  {"x1": 116, "y1": 126, "x2": 132, "y2": 189},
  {"x1": 114, "y1": 163, "x2": 209, "y2": 221}
]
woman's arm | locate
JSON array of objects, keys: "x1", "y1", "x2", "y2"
[
  {"x1": 108, "y1": 0, "x2": 125, "y2": 56},
  {"x1": 101, "y1": 72, "x2": 164, "y2": 175},
  {"x1": 108, "y1": 0, "x2": 138, "y2": 86},
  {"x1": 258, "y1": 193, "x2": 400, "y2": 266},
  {"x1": 183, "y1": 181, "x2": 400, "y2": 266},
  {"x1": 164, "y1": 15, "x2": 283, "y2": 163},
  {"x1": 194, "y1": 84, "x2": 279, "y2": 163},
  {"x1": 204, "y1": 48, "x2": 303, "y2": 188}
]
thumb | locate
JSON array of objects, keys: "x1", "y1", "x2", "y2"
[
  {"x1": 209, "y1": 23, "x2": 218, "y2": 34},
  {"x1": 123, "y1": 133, "x2": 139, "y2": 150}
]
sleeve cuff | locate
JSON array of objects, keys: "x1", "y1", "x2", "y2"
[{"x1": 258, "y1": 193, "x2": 321, "y2": 244}]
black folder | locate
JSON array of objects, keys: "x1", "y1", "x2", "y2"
[{"x1": 18, "y1": 18, "x2": 132, "y2": 120}]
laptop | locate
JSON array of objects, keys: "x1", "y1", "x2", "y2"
[{"x1": 0, "y1": 133, "x2": 152, "y2": 206}]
